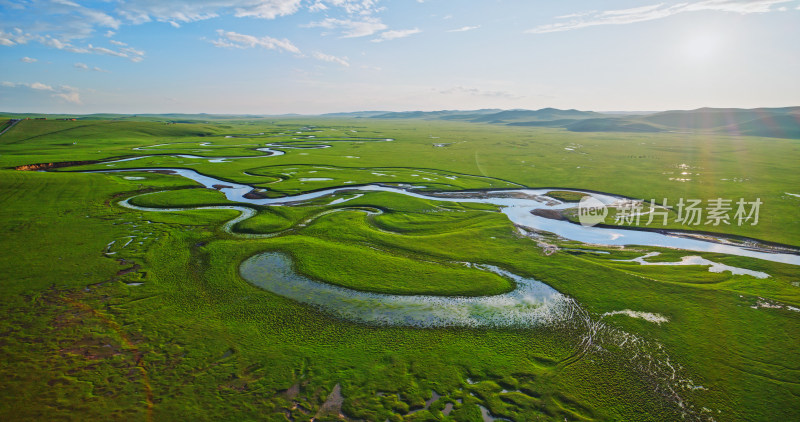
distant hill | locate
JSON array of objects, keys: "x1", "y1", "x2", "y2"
[
  {"x1": 320, "y1": 111, "x2": 393, "y2": 118},
  {"x1": 725, "y1": 114, "x2": 800, "y2": 139},
  {"x1": 369, "y1": 108, "x2": 601, "y2": 123},
  {"x1": 370, "y1": 109, "x2": 502, "y2": 120},
  {"x1": 470, "y1": 108, "x2": 601, "y2": 123},
  {"x1": 2, "y1": 106, "x2": 797, "y2": 138},
  {"x1": 641, "y1": 107, "x2": 800, "y2": 129},
  {"x1": 480, "y1": 107, "x2": 799, "y2": 138},
  {"x1": 507, "y1": 119, "x2": 579, "y2": 127},
  {"x1": 564, "y1": 118, "x2": 664, "y2": 133}
]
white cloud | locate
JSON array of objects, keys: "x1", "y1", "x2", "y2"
[
  {"x1": 0, "y1": 32, "x2": 16, "y2": 46},
  {"x1": 30, "y1": 82, "x2": 54, "y2": 91},
  {"x1": 46, "y1": 0, "x2": 122, "y2": 30},
  {"x1": 40, "y1": 36, "x2": 69, "y2": 49},
  {"x1": 2, "y1": 80, "x2": 83, "y2": 104},
  {"x1": 309, "y1": 1, "x2": 328, "y2": 12},
  {"x1": 20, "y1": 56, "x2": 38, "y2": 63},
  {"x1": 2, "y1": 81, "x2": 52, "y2": 91},
  {"x1": 80, "y1": 8, "x2": 122, "y2": 29},
  {"x1": 527, "y1": 0, "x2": 794, "y2": 34},
  {"x1": 113, "y1": 0, "x2": 382, "y2": 26},
  {"x1": 439, "y1": 86, "x2": 523, "y2": 100},
  {"x1": 303, "y1": 0, "x2": 383, "y2": 16},
  {"x1": 0, "y1": 29, "x2": 34, "y2": 46},
  {"x1": 53, "y1": 90, "x2": 81, "y2": 104},
  {"x1": 447, "y1": 25, "x2": 480, "y2": 33},
  {"x1": 2, "y1": 27, "x2": 146, "y2": 61},
  {"x1": 305, "y1": 17, "x2": 387, "y2": 38},
  {"x1": 3, "y1": 0, "x2": 393, "y2": 65},
  {"x1": 88, "y1": 44, "x2": 128, "y2": 57},
  {"x1": 234, "y1": 0, "x2": 303, "y2": 19},
  {"x1": 116, "y1": 0, "x2": 302, "y2": 24},
  {"x1": 312, "y1": 51, "x2": 349, "y2": 67},
  {"x1": 120, "y1": 46, "x2": 145, "y2": 57},
  {"x1": 371, "y1": 28, "x2": 421, "y2": 42},
  {"x1": 212, "y1": 30, "x2": 301, "y2": 54},
  {"x1": 75, "y1": 62, "x2": 109, "y2": 72}
]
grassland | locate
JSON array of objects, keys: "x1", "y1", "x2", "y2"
[{"x1": 1, "y1": 117, "x2": 799, "y2": 421}]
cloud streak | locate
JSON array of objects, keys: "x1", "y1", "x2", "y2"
[
  {"x1": 75, "y1": 62, "x2": 110, "y2": 72},
  {"x1": 116, "y1": 0, "x2": 303, "y2": 24},
  {"x1": 304, "y1": 17, "x2": 387, "y2": 38},
  {"x1": 1, "y1": 81, "x2": 82, "y2": 104},
  {"x1": 447, "y1": 25, "x2": 480, "y2": 33},
  {"x1": 212, "y1": 30, "x2": 301, "y2": 54},
  {"x1": 526, "y1": 0, "x2": 794, "y2": 34},
  {"x1": 312, "y1": 51, "x2": 350, "y2": 67},
  {"x1": 1, "y1": 29, "x2": 145, "y2": 61},
  {"x1": 371, "y1": 28, "x2": 421, "y2": 42}
]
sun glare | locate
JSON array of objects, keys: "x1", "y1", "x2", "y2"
[{"x1": 682, "y1": 31, "x2": 722, "y2": 61}]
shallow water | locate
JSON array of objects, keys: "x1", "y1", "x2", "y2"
[
  {"x1": 615, "y1": 252, "x2": 770, "y2": 278},
  {"x1": 106, "y1": 147, "x2": 284, "y2": 164},
  {"x1": 239, "y1": 252, "x2": 572, "y2": 328}
]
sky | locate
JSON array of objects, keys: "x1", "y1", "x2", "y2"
[{"x1": 1, "y1": 0, "x2": 799, "y2": 114}]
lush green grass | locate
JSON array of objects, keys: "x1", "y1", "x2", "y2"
[
  {"x1": 1, "y1": 118, "x2": 799, "y2": 421},
  {"x1": 0, "y1": 170, "x2": 675, "y2": 421},
  {"x1": 128, "y1": 187, "x2": 235, "y2": 208}
]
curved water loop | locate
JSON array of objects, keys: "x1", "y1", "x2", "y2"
[
  {"x1": 240, "y1": 252, "x2": 572, "y2": 327},
  {"x1": 238, "y1": 252, "x2": 697, "y2": 417}
]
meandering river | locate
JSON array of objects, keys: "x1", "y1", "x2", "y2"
[{"x1": 101, "y1": 167, "x2": 799, "y2": 266}]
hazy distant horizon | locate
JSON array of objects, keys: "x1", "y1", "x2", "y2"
[
  {"x1": 6, "y1": 105, "x2": 800, "y2": 118},
  {"x1": 2, "y1": 0, "x2": 799, "y2": 114}
]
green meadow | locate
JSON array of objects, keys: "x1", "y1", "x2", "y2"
[{"x1": 1, "y1": 117, "x2": 799, "y2": 421}]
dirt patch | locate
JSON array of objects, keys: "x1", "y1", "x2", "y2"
[
  {"x1": 14, "y1": 160, "x2": 100, "y2": 171},
  {"x1": 244, "y1": 189, "x2": 268, "y2": 199},
  {"x1": 212, "y1": 184, "x2": 233, "y2": 190},
  {"x1": 285, "y1": 383, "x2": 300, "y2": 399},
  {"x1": 531, "y1": 209, "x2": 566, "y2": 220},
  {"x1": 315, "y1": 383, "x2": 344, "y2": 419},
  {"x1": 116, "y1": 264, "x2": 141, "y2": 276}
]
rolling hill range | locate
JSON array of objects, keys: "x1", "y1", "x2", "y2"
[
  {"x1": 2, "y1": 106, "x2": 798, "y2": 138},
  {"x1": 362, "y1": 106, "x2": 800, "y2": 138}
]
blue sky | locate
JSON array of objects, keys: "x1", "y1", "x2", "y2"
[{"x1": 1, "y1": 0, "x2": 799, "y2": 114}]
